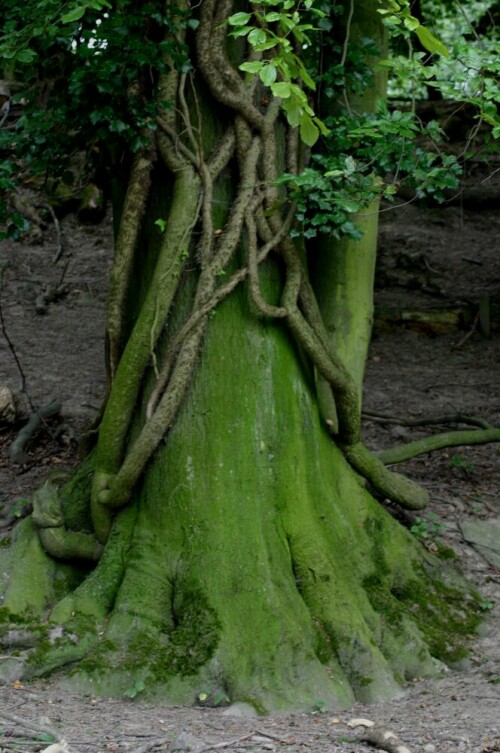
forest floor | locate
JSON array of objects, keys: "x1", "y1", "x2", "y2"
[{"x1": 0, "y1": 168, "x2": 500, "y2": 753}]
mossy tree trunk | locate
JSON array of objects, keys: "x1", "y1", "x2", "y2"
[
  {"x1": 312, "y1": 0, "x2": 388, "y2": 424},
  {"x1": 0, "y1": 0, "x2": 480, "y2": 711}
]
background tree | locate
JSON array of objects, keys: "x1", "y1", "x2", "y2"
[{"x1": 0, "y1": 0, "x2": 497, "y2": 710}]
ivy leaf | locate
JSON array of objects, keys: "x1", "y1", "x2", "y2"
[
  {"x1": 415, "y1": 26, "x2": 449, "y2": 57},
  {"x1": 336, "y1": 197, "x2": 361, "y2": 213},
  {"x1": 61, "y1": 7, "x2": 87, "y2": 23},
  {"x1": 228, "y1": 12, "x2": 252, "y2": 26},
  {"x1": 300, "y1": 115, "x2": 319, "y2": 146}
]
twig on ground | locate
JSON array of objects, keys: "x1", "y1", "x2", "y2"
[
  {"x1": 0, "y1": 710, "x2": 62, "y2": 743},
  {"x1": 129, "y1": 737, "x2": 171, "y2": 753},
  {"x1": 8, "y1": 399, "x2": 62, "y2": 464},
  {"x1": 254, "y1": 729, "x2": 296, "y2": 744},
  {"x1": 454, "y1": 310, "x2": 479, "y2": 349},
  {"x1": 198, "y1": 734, "x2": 255, "y2": 752},
  {"x1": 0, "y1": 265, "x2": 34, "y2": 408},
  {"x1": 47, "y1": 205, "x2": 63, "y2": 263}
]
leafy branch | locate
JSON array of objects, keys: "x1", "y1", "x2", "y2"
[{"x1": 228, "y1": 1, "x2": 329, "y2": 145}]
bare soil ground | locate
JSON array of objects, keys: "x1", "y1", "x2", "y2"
[{"x1": 0, "y1": 189, "x2": 499, "y2": 752}]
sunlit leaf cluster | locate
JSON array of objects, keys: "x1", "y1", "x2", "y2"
[{"x1": 228, "y1": 1, "x2": 329, "y2": 145}]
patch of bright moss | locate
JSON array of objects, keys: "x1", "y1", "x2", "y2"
[
  {"x1": 115, "y1": 586, "x2": 221, "y2": 684},
  {"x1": 364, "y1": 569, "x2": 482, "y2": 665}
]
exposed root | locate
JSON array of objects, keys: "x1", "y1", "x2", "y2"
[
  {"x1": 344, "y1": 441, "x2": 428, "y2": 510},
  {"x1": 32, "y1": 474, "x2": 103, "y2": 560},
  {"x1": 377, "y1": 427, "x2": 500, "y2": 465}
]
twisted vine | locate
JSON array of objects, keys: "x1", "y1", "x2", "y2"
[{"x1": 32, "y1": 0, "x2": 432, "y2": 557}]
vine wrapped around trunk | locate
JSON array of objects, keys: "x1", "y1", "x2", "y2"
[{"x1": 0, "y1": 0, "x2": 486, "y2": 712}]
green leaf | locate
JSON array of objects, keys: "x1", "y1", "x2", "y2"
[
  {"x1": 314, "y1": 118, "x2": 330, "y2": 137},
  {"x1": 298, "y1": 65, "x2": 316, "y2": 91},
  {"x1": 61, "y1": 7, "x2": 87, "y2": 23},
  {"x1": 259, "y1": 65, "x2": 277, "y2": 87},
  {"x1": 271, "y1": 81, "x2": 292, "y2": 99},
  {"x1": 336, "y1": 197, "x2": 361, "y2": 213},
  {"x1": 239, "y1": 61, "x2": 263, "y2": 74},
  {"x1": 252, "y1": 39, "x2": 279, "y2": 52},
  {"x1": 248, "y1": 28, "x2": 267, "y2": 46},
  {"x1": 155, "y1": 219, "x2": 167, "y2": 232},
  {"x1": 282, "y1": 99, "x2": 302, "y2": 127},
  {"x1": 415, "y1": 26, "x2": 449, "y2": 57},
  {"x1": 230, "y1": 26, "x2": 253, "y2": 37},
  {"x1": 299, "y1": 115, "x2": 319, "y2": 146},
  {"x1": 344, "y1": 156, "x2": 356, "y2": 174},
  {"x1": 264, "y1": 12, "x2": 282, "y2": 22},
  {"x1": 228, "y1": 12, "x2": 252, "y2": 26},
  {"x1": 16, "y1": 49, "x2": 36, "y2": 63},
  {"x1": 404, "y1": 15, "x2": 420, "y2": 31}
]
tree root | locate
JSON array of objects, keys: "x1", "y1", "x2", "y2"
[
  {"x1": 32, "y1": 474, "x2": 103, "y2": 561},
  {"x1": 376, "y1": 427, "x2": 500, "y2": 466},
  {"x1": 344, "y1": 442, "x2": 428, "y2": 510}
]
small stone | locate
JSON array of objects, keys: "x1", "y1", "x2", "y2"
[{"x1": 424, "y1": 744, "x2": 436, "y2": 753}]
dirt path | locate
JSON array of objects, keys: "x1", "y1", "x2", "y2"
[{"x1": 0, "y1": 199, "x2": 499, "y2": 752}]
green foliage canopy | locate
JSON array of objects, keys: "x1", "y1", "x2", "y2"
[{"x1": 0, "y1": 0, "x2": 498, "y2": 241}]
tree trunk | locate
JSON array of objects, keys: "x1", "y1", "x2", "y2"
[
  {"x1": 0, "y1": 257, "x2": 479, "y2": 710},
  {"x1": 0, "y1": 0, "x2": 481, "y2": 713}
]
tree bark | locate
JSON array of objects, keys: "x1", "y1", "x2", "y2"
[
  {"x1": 0, "y1": 260, "x2": 480, "y2": 710},
  {"x1": 0, "y1": 0, "x2": 482, "y2": 713}
]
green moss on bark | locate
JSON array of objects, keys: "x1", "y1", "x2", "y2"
[{"x1": 0, "y1": 268, "x2": 483, "y2": 710}]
